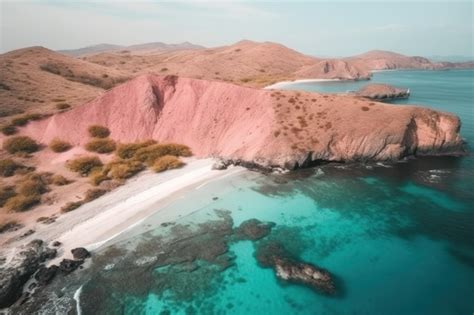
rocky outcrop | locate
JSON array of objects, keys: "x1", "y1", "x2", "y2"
[
  {"x1": 19, "y1": 74, "x2": 465, "y2": 170},
  {"x1": 354, "y1": 83, "x2": 410, "y2": 100},
  {"x1": 71, "y1": 247, "x2": 91, "y2": 260},
  {"x1": 0, "y1": 240, "x2": 56, "y2": 308},
  {"x1": 256, "y1": 241, "x2": 335, "y2": 294}
]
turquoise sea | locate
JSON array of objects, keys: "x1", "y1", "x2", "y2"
[{"x1": 74, "y1": 70, "x2": 473, "y2": 315}]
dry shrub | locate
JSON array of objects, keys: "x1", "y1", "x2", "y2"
[
  {"x1": 67, "y1": 156, "x2": 103, "y2": 176},
  {"x1": 84, "y1": 188, "x2": 107, "y2": 202},
  {"x1": 0, "y1": 220, "x2": 20, "y2": 234},
  {"x1": 116, "y1": 140, "x2": 156, "y2": 159},
  {"x1": 1, "y1": 125, "x2": 17, "y2": 135},
  {"x1": 49, "y1": 138, "x2": 72, "y2": 153},
  {"x1": 152, "y1": 155, "x2": 184, "y2": 173},
  {"x1": 10, "y1": 113, "x2": 43, "y2": 127},
  {"x1": 0, "y1": 186, "x2": 16, "y2": 207},
  {"x1": 87, "y1": 125, "x2": 110, "y2": 138},
  {"x1": 89, "y1": 169, "x2": 110, "y2": 186},
  {"x1": 134, "y1": 143, "x2": 191, "y2": 165},
  {"x1": 51, "y1": 174, "x2": 71, "y2": 186},
  {"x1": 106, "y1": 160, "x2": 144, "y2": 179},
  {"x1": 3, "y1": 136, "x2": 39, "y2": 154},
  {"x1": 361, "y1": 106, "x2": 370, "y2": 111},
  {"x1": 5, "y1": 195, "x2": 41, "y2": 212},
  {"x1": 85, "y1": 138, "x2": 116, "y2": 154},
  {"x1": 0, "y1": 159, "x2": 22, "y2": 177},
  {"x1": 56, "y1": 103, "x2": 71, "y2": 110},
  {"x1": 17, "y1": 178, "x2": 48, "y2": 196},
  {"x1": 61, "y1": 201, "x2": 84, "y2": 213}
]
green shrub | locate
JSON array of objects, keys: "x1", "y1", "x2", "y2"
[
  {"x1": 5, "y1": 195, "x2": 41, "y2": 212},
  {"x1": 49, "y1": 138, "x2": 72, "y2": 153},
  {"x1": 84, "y1": 188, "x2": 107, "y2": 202},
  {"x1": 1, "y1": 125, "x2": 17, "y2": 135},
  {"x1": 0, "y1": 186, "x2": 16, "y2": 207},
  {"x1": 85, "y1": 138, "x2": 116, "y2": 153},
  {"x1": 67, "y1": 156, "x2": 103, "y2": 176},
  {"x1": 152, "y1": 155, "x2": 185, "y2": 172},
  {"x1": 51, "y1": 174, "x2": 71, "y2": 186},
  {"x1": 87, "y1": 125, "x2": 110, "y2": 138},
  {"x1": 3, "y1": 136, "x2": 39, "y2": 154},
  {"x1": 0, "y1": 159, "x2": 21, "y2": 177},
  {"x1": 116, "y1": 140, "x2": 156, "y2": 159},
  {"x1": 56, "y1": 103, "x2": 71, "y2": 110},
  {"x1": 134, "y1": 143, "x2": 191, "y2": 165},
  {"x1": 61, "y1": 201, "x2": 84, "y2": 213}
]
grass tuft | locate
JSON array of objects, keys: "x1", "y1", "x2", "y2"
[
  {"x1": 49, "y1": 138, "x2": 72, "y2": 153},
  {"x1": 85, "y1": 138, "x2": 116, "y2": 154},
  {"x1": 67, "y1": 156, "x2": 103, "y2": 176},
  {"x1": 87, "y1": 125, "x2": 110, "y2": 138},
  {"x1": 152, "y1": 155, "x2": 185, "y2": 173},
  {"x1": 3, "y1": 136, "x2": 39, "y2": 154}
]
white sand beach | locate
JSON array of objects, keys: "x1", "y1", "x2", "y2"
[
  {"x1": 264, "y1": 78, "x2": 341, "y2": 89},
  {"x1": 1, "y1": 158, "x2": 244, "y2": 266}
]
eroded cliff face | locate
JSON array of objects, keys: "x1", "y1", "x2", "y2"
[{"x1": 18, "y1": 75, "x2": 464, "y2": 169}]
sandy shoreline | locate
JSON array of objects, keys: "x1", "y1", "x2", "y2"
[
  {"x1": 1, "y1": 158, "x2": 244, "y2": 266},
  {"x1": 264, "y1": 78, "x2": 341, "y2": 89}
]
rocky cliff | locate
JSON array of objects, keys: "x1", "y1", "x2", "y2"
[{"x1": 19, "y1": 75, "x2": 464, "y2": 169}]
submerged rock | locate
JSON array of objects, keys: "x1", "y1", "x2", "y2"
[
  {"x1": 59, "y1": 259, "x2": 84, "y2": 274},
  {"x1": 71, "y1": 247, "x2": 91, "y2": 260},
  {"x1": 234, "y1": 219, "x2": 275, "y2": 241},
  {"x1": 255, "y1": 241, "x2": 335, "y2": 295}
]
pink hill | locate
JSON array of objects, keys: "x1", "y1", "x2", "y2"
[{"x1": 21, "y1": 75, "x2": 463, "y2": 169}]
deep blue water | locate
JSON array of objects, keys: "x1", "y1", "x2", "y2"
[{"x1": 77, "y1": 70, "x2": 473, "y2": 315}]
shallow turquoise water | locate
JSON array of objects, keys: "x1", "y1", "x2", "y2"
[{"x1": 79, "y1": 70, "x2": 473, "y2": 315}]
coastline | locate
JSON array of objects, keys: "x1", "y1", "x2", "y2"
[
  {"x1": 264, "y1": 78, "x2": 341, "y2": 89},
  {"x1": 1, "y1": 158, "x2": 244, "y2": 266}
]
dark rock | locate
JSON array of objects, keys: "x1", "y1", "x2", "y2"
[
  {"x1": 160, "y1": 222, "x2": 175, "y2": 227},
  {"x1": 52, "y1": 241, "x2": 62, "y2": 247},
  {"x1": 59, "y1": 259, "x2": 83, "y2": 274},
  {"x1": 234, "y1": 219, "x2": 275, "y2": 241},
  {"x1": 0, "y1": 240, "x2": 56, "y2": 308},
  {"x1": 255, "y1": 241, "x2": 335, "y2": 295},
  {"x1": 212, "y1": 197, "x2": 218, "y2": 200},
  {"x1": 34, "y1": 265, "x2": 58, "y2": 285},
  {"x1": 0, "y1": 222, "x2": 23, "y2": 234},
  {"x1": 211, "y1": 159, "x2": 229, "y2": 170},
  {"x1": 19, "y1": 229, "x2": 35, "y2": 238},
  {"x1": 71, "y1": 247, "x2": 90, "y2": 260}
]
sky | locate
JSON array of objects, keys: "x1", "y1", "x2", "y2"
[{"x1": 0, "y1": 0, "x2": 473, "y2": 58}]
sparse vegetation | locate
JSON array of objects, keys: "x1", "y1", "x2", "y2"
[
  {"x1": 116, "y1": 140, "x2": 156, "y2": 159},
  {"x1": 160, "y1": 67, "x2": 169, "y2": 72},
  {"x1": 4, "y1": 195, "x2": 41, "y2": 212},
  {"x1": 152, "y1": 155, "x2": 185, "y2": 172},
  {"x1": 17, "y1": 177, "x2": 48, "y2": 196},
  {"x1": 51, "y1": 174, "x2": 71, "y2": 186},
  {"x1": 56, "y1": 103, "x2": 71, "y2": 110},
  {"x1": 84, "y1": 188, "x2": 107, "y2": 202},
  {"x1": 361, "y1": 106, "x2": 370, "y2": 111},
  {"x1": 0, "y1": 186, "x2": 16, "y2": 207},
  {"x1": 3, "y1": 136, "x2": 39, "y2": 154},
  {"x1": 85, "y1": 138, "x2": 116, "y2": 153},
  {"x1": 134, "y1": 143, "x2": 192, "y2": 165},
  {"x1": 11, "y1": 113, "x2": 43, "y2": 126},
  {"x1": 88, "y1": 125, "x2": 110, "y2": 138},
  {"x1": 1, "y1": 125, "x2": 17, "y2": 135},
  {"x1": 67, "y1": 156, "x2": 103, "y2": 176},
  {"x1": 61, "y1": 201, "x2": 84, "y2": 213},
  {"x1": 105, "y1": 159, "x2": 145, "y2": 180},
  {"x1": 49, "y1": 138, "x2": 72, "y2": 152},
  {"x1": 0, "y1": 159, "x2": 22, "y2": 177},
  {"x1": 0, "y1": 220, "x2": 20, "y2": 234}
]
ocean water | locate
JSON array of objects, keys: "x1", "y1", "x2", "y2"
[{"x1": 74, "y1": 70, "x2": 474, "y2": 315}]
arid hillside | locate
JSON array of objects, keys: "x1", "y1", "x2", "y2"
[
  {"x1": 348, "y1": 50, "x2": 474, "y2": 70},
  {"x1": 0, "y1": 47, "x2": 129, "y2": 119},
  {"x1": 16, "y1": 74, "x2": 463, "y2": 169}
]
